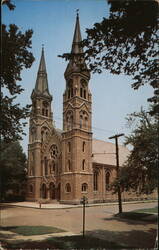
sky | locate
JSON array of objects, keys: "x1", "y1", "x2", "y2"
[{"x1": 2, "y1": 0, "x2": 153, "y2": 154}]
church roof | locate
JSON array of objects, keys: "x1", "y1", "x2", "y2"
[
  {"x1": 92, "y1": 139, "x2": 129, "y2": 167},
  {"x1": 31, "y1": 47, "x2": 52, "y2": 100}
]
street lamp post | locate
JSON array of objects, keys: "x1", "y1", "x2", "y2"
[
  {"x1": 81, "y1": 196, "x2": 88, "y2": 237},
  {"x1": 109, "y1": 133, "x2": 124, "y2": 214}
]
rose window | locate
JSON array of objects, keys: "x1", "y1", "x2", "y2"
[{"x1": 50, "y1": 144, "x2": 58, "y2": 159}]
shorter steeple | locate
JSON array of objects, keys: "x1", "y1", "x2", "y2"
[{"x1": 31, "y1": 46, "x2": 52, "y2": 100}]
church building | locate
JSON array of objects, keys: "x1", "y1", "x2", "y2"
[{"x1": 26, "y1": 14, "x2": 132, "y2": 204}]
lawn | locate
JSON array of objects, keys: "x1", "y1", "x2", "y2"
[
  {"x1": 1, "y1": 226, "x2": 65, "y2": 236},
  {"x1": 133, "y1": 206, "x2": 158, "y2": 214},
  {"x1": 1, "y1": 235, "x2": 132, "y2": 249}
]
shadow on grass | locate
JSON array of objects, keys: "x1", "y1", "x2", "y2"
[
  {"x1": 86, "y1": 228, "x2": 157, "y2": 249},
  {"x1": 103, "y1": 212, "x2": 157, "y2": 225},
  {"x1": 1, "y1": 228, "x2": 157, "y2": 249},
  {"x1": 0, "y1": 225, "x2": 65, "y2": 236},
  {"x1": 1, "y1": 235, "x2": 130, "y2": 249}
]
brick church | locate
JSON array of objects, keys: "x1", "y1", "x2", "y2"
[{"x1": 26, "y1": 14, "x2": 142, "y2": 204}]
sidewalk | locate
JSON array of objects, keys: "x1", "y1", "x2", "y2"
[{"x1": 1, "y1": 199, "x2": 157, "y2": 210}]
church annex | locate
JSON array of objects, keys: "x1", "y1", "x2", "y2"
[{"x1": 27, "y1": 14, "x2": 134, "y2": 204}]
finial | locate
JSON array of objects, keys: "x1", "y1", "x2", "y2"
[
  {"x1": 42, "y1": 44, "x2": 44, "y2": 51},
  {"x1": 76, "y1": 9, "x2": 79, "y2": 17}
]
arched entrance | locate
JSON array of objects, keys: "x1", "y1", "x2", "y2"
[
  {"x1": 49, "y1": 182, "x2": 56, "y2": 200},
  {"x1": 56, "y1": 183, "x2": 61, "y2": 201},
  {"x1": 41, "y1": 183, "x2": 47, "y2": 199}
]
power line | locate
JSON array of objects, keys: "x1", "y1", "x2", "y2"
[{"x1": 53, "y1": 115, "x2": 124, "y2": 135}]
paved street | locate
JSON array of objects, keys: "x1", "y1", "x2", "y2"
[{"x1": 0, "y1": 201, "x2": 157, "y2": 248}]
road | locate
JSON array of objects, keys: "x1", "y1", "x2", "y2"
[{"x1": 1, "y1": 202, "x2": 157, "y2": 233}]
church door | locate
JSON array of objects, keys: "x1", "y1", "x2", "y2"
[
  {"x1": 49, "y1": 182, "x2": 56, "y2": 200},
  {"x1": 41, "y1": 183, "x2": 47, "y2": 199},
  {"x1": 56, "y1": 183, "x2": 61, "y2": 201}
]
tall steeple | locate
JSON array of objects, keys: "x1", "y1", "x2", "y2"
[
  {"x1": 64, "y1": 12, "x2": 89, "y2": 79},
  {"x1": 61, "y1": 13, "x2": 93, "y2": 204},
  {"x1": 32, "y1": 46, "x2": 52, "y2": 100},
  {"x1": 71, "y1": 12, "x2": 83, "y2": 54}
]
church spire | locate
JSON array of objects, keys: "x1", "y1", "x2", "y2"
[
  {"x1": 32, "y1": 46, "x2": 52, "y2": 100},
  {"x1": 64, "y1": 12, "x2": 89, "y2": 79},
  {"x1": 71, "y1": 12, "x2": 83, "y2": 54}
]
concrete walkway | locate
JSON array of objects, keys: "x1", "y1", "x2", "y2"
[{"x1": 1, "y1": 199, "x2": 157, "y2": 210}]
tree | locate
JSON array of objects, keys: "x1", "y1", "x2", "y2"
[
  {"x1": 82, "y1": 0, "x2": 158, "y2": 113},
  {"x1": 0, "y1": 141, "x2": 27, "y2": 201},
  {"x1": 61, "y1": 0, "x2": 158, "y2": 114},
  {"x1": 117, "y1": 107, "x2": 158, "y2": 195},
  {"x1": 1, "y1": 22, "x2": 35, "y2": 142},
  {"x1": 1, "y1": 0, "x2": 15, "y2": 10}
]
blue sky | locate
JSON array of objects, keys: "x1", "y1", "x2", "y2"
[{"x1": 2, "y1": 0, "x2": 153, "y2": 153}]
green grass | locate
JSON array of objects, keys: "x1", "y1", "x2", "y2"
[
  {"x1": 116, "y1": 211, "x2": 157, "y2": 221},
  {"x1": 1, "y1": 226, "x2": 65, "y2": 236},
  {"x1": 133, "y1": 206, "x2": 158, "y2": 214},
  {"x1": 1, "y1": 235, "x2": 132, "y2": 249}
]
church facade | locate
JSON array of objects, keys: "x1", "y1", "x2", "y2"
[{"x1": 26, "y1": 15, "x2": 152, "y2": 204}]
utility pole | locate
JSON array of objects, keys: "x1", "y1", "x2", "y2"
[{"x1": 109, "y1": 133, "x2": 124, "y2": 214}]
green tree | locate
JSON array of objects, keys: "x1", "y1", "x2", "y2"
[
  {"x1": 82, "y1": 0, "x2": 158, "y2": 113},
  {"x1": 1, "y1": 0, "x2": 15, "y2": 10},
  {"x1": 0, "y1": 141, "x2": 27, "y2": 201},
  {"x1": 1, "y1": 6, "x2": 35, "y2": 142},
  {"x1": 61, "y1": 0, "x2": 158, "y2": 114},
  {"x1": 117, "y1": 107, "x2": 158, "y2": 195}
]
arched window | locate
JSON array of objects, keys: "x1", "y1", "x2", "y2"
[
  {"x1": 50, "y1": 144, "x2": 58, "y2": 159},
  {"x1": 82, "y1": 159, "x2": 85, "y2": 170},
  {"x1": 71, "y1": 88, "x2": 73, "y2": 97},
  {"x1": 67, "y1": 79, "x2": 73, "y2": 99},
  {"x1": 80, "y1": 87, "x2": 83, "y2": 98},
  {"x1": 44, "y1": 157, "x2": 48, "y2": 175},
  {"x1": 49, "y1": 182, "x2": 55, "y2": 199},
  {"x1": 31, "y1": 127, "x2": 36, "y2": 142},
  {"x1": 29, "y1": 184, "x2": 33, "y2": 193},
  {"x1": 30, "y1": 152, "x2": 35, "y2": 176},
  {"x1": 41, "y1": 127, "x2": 50, "y2": 142},
  {"x1": 80, "y1": 79, "x2": 87, "y2": 99},
  {"x1": 84, "y1": 117, "x2": 88, "y2": 129},
  {"x1": 68, "y1": 142, "x2": 71, "y2": 153},
  {"x1": 42, "y1": 101, "x2": 49, "y2": 117},
  {"x1": 82, "y1": 141, "x2": 85, "y2": 152},
  {"x1": 65, "y1": 183, "x2": 71, "y2": 193},
  {"x1": 93, "y1": 171, "x2": 98, "y2": 191},
  {"x1": 68, "y1": 160, "x2": 71, "y2": 171},
  {"x1": 84, "y1": 89, "x2": 86, "y2": 99},
  {"x1": 41, "y1": 131, "x2": 44, "y2": 143},
  {"x1": 106, "y1": 171, "x2": 110, "y2": 191},
  {"x1": 79, "y1": 110, "x2": 88, "y2": 130},
  {"x1": 50, "y1": 161, "x2": 55, "y2": 174},
  {"x1": 41, "y1": 183, "x2": 47, "y2": 199},
  {"x1": 66, "y1": 111, "x2": 73, "y2": 131},
  {"x1": 82, "y1": 183, "x2": 88, "y2": 192}
]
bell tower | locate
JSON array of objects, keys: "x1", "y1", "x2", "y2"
[
  {"x1": 61, "y1": 13, "x2": 93, "y2": 204},
  {"x1": 27, "y1": 47, "x2": 53, "y2": 201}
]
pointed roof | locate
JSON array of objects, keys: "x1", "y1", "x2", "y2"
[
  {"x1": 32, "y1": 47, "x2": 52, "y2": 100},
  {"x1": 64, "y1": 13, "x2": 90, "y2": 79},
  {"x1": 71, "y1": 13, "x2": 83, "y2": 54},
  {"x1": 38, "y1": 46, "x2": 47, "y2": 72}
]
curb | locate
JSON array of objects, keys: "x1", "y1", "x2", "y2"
[{"x1": 0, "y1": 200, "x2": 157, "y2": 210}]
